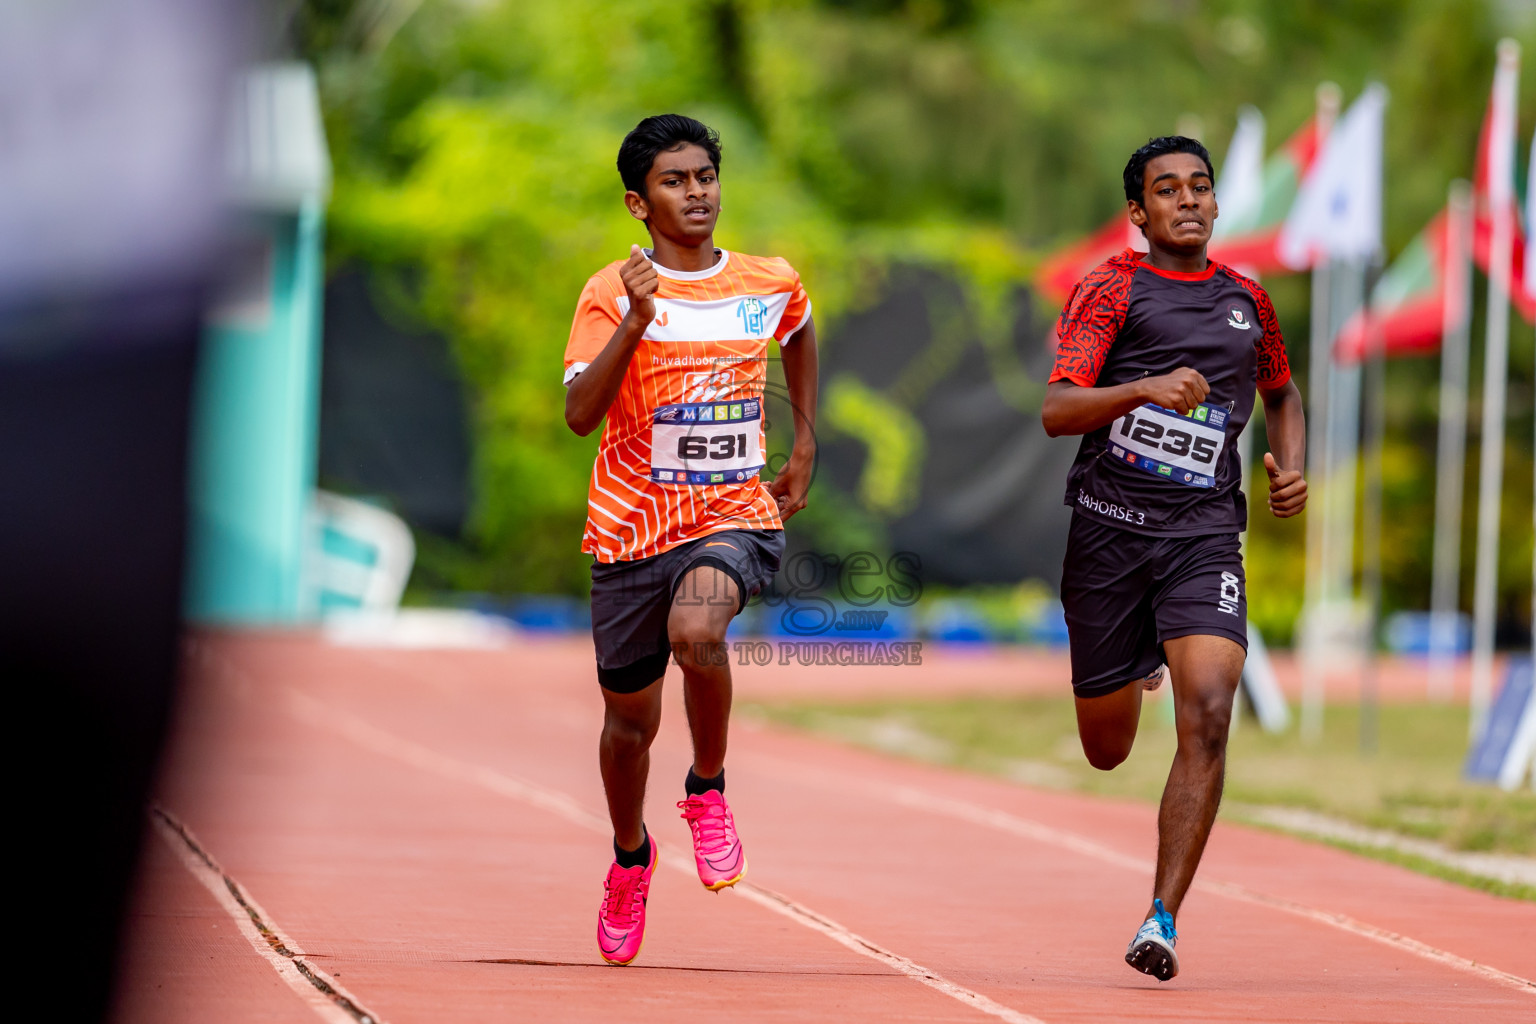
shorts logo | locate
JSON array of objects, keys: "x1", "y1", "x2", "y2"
[
  {"x1": 1158, "y1": 464, "x2": 1172, "y2": 476},
  {"x1": 1218, "y1": 570, "x2": 1242, "y2": 616},
  {"x1": 1227, "y1": 306, "x2": 1252, "y2": 330}
]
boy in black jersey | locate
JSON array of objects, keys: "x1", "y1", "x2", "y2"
[{"x1": 1042, "y1": 136, "x2": 1307, "y2": 982}]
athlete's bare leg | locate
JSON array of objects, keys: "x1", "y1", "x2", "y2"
[
  {"x1": 668, "y1": 564, "x2": 741, "y2": 779},
  {"x1": 1074, "y1": 677, "x2": 1144, "y2": 770},
  {"x1": 1146, "y1": 633, "x2": 1245, "y2": 922},
  {"x1": 597, "y1": 565, "x2": 740, "y2": 853},
  {"x1": 599, "y1": 678, "x2": 663, "y2": 852}
]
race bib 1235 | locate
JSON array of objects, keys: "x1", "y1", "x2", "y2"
[{"x1": 1106, "y1": 401, "x2": 1229, "y2": 488}]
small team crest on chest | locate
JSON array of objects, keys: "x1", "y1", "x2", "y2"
[
  {"x1": 737, "y1": 297, "x2": 767, "y2": 336},
  {"x1": 1226, "y1": 305, "x2": 1253, "y2": 330}
]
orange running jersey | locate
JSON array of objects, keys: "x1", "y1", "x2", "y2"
[{"x1": 563, "y1": 249, "x2": 812, "y2": 563}]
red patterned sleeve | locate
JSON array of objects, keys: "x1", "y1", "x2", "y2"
[
  {"x1": 1048, "y1": 256, "x2": 1136, "y2": 387},
  {"x1": 1226, "y1": 269, "x2": 1291, "y2": 390}
]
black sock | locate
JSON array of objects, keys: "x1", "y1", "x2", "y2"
[
  {"x1": 685, "y1": 766, "x2": 724, "y2": 796},
  {"x1": 614, "y1": 826, "x2": 650, "y2": 869}
]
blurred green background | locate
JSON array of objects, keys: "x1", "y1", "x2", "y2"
[{"x1": 291, "y1": 0, "x2": 1534, "y2": 646}]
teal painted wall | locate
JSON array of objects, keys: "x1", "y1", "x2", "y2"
[{"x1": 185, "y1": 200, "x2": 325, "y2": 623}]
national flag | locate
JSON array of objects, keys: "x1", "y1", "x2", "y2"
[
  {"x1": 1278, "y1": 84, "x2": 1387, "y2": 270},
  {"x1": 1526, "y1": 131, "x2": 1535, "y2": 296},
  {"x1": 1471, "y1": 59, "x2": 1536, "y2": 322},
  {"x1": 1337, "y1": 52, "x2": 1536, "y2": 363},
  {"x1": 1334, "y1": 207, "x2": 1464, "y2": 362},
  {"x1": 1211, "y1": 106, "x2": 1266, "y2": 240},
  {"x1": 1205, "y1": 115, "x2": 1323, "y2": 272},
  {"x1": 1035, "y1": 114, "x2": 1321, "y2": 306}
]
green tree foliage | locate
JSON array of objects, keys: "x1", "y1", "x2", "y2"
[{"x1": 304, "y1": 0, "x2": 1534, "y2": 628}]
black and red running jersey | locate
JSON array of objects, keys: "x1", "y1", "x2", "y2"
[{"x1": 1048, "y1": 248, "x2": 1292, "y2": 536}]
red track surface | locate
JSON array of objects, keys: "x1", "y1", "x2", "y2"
[{"x1": 114, "y1": 632, "x2": 1535, "y2": 1023}]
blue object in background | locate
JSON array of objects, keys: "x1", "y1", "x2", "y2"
[
  {"x1": 1384, "y1": 610, "x2": 1473, "y2": 656},
  {"x1": 1465, "y1": 657, "x2": 1534, "y2": 785},
  {"x1": 754, "y1": 596, "x2": 914, "y2": 639},
  {"x1": 1030, "y1": 602, "x2": 1071, "y2": 648},
  {"x1": 926, "y1": 598, "x2": 993, "y2": 644},
  {"x1": 473, "y1": 594, "x2": 591, "y2": 634}
]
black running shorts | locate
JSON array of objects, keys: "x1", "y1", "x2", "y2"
[
  {"x1": 589, "y1": 529, "x2": 785, "y2": 694},
  {"x1": 1060, "y1": 514, "x2": 1248, "y2": 699}
]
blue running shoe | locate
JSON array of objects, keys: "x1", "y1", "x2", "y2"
[{"x1": 1125, "y1": 898, "x2": 1179, "y2": 981}]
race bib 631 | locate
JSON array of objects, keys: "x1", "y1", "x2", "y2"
[{"x1": 650, "y1": 399, "x2": 764, "y2": 486}]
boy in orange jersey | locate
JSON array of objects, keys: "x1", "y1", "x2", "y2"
[{"x1": 563, "y1": 114, "x2": 818, "y2": 965}]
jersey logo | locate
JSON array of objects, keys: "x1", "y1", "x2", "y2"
[
  {"x1": 683, "y1": 370, "x2": 733, "y2": 402},
  {"x1": 1227, "y1": 306, "x2": 1253, "y2": 330},
  {"x1": 737, "y1": 297, "x2": 767, "y2": 336},
  {"x1": 655, "y1": 311, "x2": 669, "y2": 326}
]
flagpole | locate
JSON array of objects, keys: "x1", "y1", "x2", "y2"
[
  {"x1": 1428, "y1": 181, "x2": 1474, "y2": 700},
  {"x1": 1302, "y1": 82, "x2": 1342, "y2": 744},
  {"x1": 1361, "y1": 257, "x2": 1385, "y2": 754},
  {"x1": 1470, "y1": 39, "x2": 1520, "y2": 741},
  {"x1": 1325, "y1": 263, "x2": 1363, "y2": 655}
]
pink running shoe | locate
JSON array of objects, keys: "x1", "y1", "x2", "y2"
[
  {"x1": 677, "y1": 790, "x2": 746, "y2": 890},
  {"x1": 596, "y1": 838, "x2": 657, "y2": 965}
]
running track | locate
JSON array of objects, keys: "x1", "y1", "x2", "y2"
[{"x1": 113, "y1": 632, "x2": 1535, "y2": 1023}]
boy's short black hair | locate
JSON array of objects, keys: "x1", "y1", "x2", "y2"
[
  {"x1": 617, "y1": 114, "x2": 722, "y2": 197},
  {"x1": 1122, "y1": 136, "x2": 1214, "y2": 205}
]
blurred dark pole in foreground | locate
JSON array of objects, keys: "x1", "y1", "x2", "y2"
[{"x1": 0, "y1": 3, "x2": 246, "y2": 1019}]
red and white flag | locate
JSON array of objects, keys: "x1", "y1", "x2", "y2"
[
  {"x1": 1334, "y1": 206, "x2": 1468, "y2": 362},
  {"x1": 1471, "y1": 54, "x2": 1536, "y2": 322}
]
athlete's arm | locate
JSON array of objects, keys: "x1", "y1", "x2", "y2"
[
  {"x1": 1040, "y1": 368, "x2": 1209, "y2": 437},
  {"x1": 564, "y1": 246, "x2": 658, "y2": 437},
  {"x1": 768, "y1": 317, "x2": 818, "y2": 521},
  {"x1": 1258, "y1": 378, "x2": 1307, "y2": 518}
]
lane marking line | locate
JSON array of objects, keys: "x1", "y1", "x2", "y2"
[
  {"x1": 268, "y1": 656, "x2": 1536, "y2": 1001},
  {"x1": 285, "y1": 691, "x2": 1049, "y2": 1024},
  {"x1": 150, "y1": 809, "x2": 388, "y2": 1024},
  {"x1": 884, "y1": 785, "x2": 1536, "y2": 995}
]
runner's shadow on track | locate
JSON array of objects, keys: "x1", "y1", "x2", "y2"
[{"x1": 468, "y1": 958, "x2": 886, "y2": 976}]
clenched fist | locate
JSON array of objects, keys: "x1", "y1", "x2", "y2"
[
  {"x1": 1141, "y1": 367, "x2": 1210, "y2": 413},
  {"x1": 620, "y1": 244, "x2": 658, "y2": 326}
]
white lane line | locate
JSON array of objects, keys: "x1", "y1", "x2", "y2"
[
  {"x1": 733, "y1": 881, "x2": 1046, "y2": 1024},
  {"x1": 150, "y1": 810, "x2": 387, "y2": 1024},
  {"x1": 885, "y1": 785, "x2": 1536, "y2": 996},
  {"x1": 285, "y1": 691, "x2": 1049, "y2": 1024}
]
